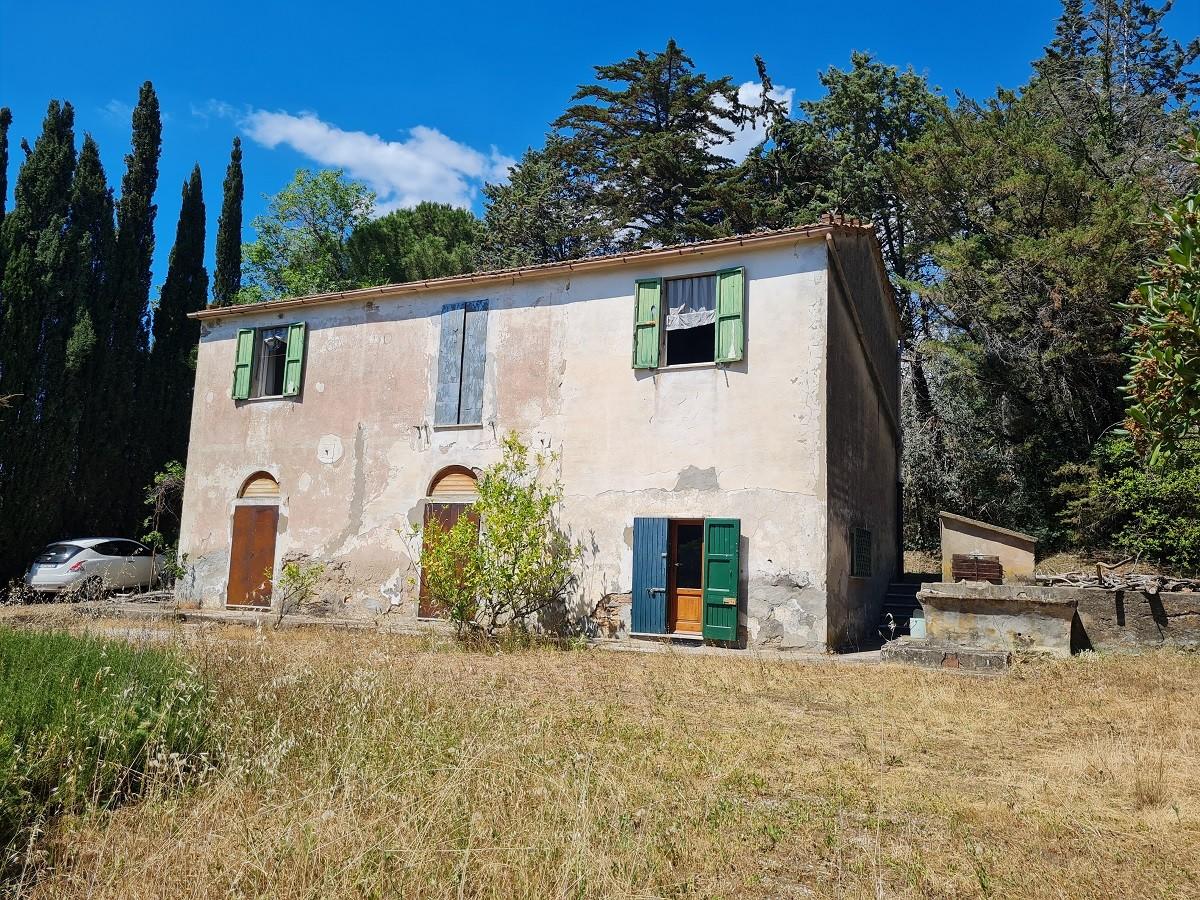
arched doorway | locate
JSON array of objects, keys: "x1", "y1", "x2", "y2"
[
  {"x1": 227, "y1": 472, "x2": 280, "y2": 608},
  {"x1": 418, "y1": 466, "x2": 479, "y2": 619}
]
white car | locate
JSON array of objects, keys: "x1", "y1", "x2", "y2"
[{"x1": 24, "y1": 538, "x2": 164, "y2": 597}]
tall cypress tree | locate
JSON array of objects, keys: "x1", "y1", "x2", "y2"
[
  {"x1": 147, "y1": 164, "x2": 207, "y2": 472},
  {"x1": 63, "y1": 136, "x2": 116, "y2": 533},
  {"x1": 0, "y1": 107, "x2": 12, "y2": 232},
  {"x1": 212, "y1": 136, "x2": 243, "y2": 306},
  {"x1": 0, "y1": 101, "x2": 78, "y2": 580},
  {"x1": 84, "y1": 81, "x2": 162, "y2": 534}
]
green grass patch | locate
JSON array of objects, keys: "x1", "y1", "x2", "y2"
[{"x1": 0, "y1": 628, "x2": 210, "y2": 879}]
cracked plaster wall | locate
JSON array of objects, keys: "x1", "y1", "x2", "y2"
[{"x1": 178, "y1": 238, "x2": 849, "y2": 648}]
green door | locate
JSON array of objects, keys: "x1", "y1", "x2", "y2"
[{"x1": 702, "y1": 518, "x2": 740, "y2": 641}]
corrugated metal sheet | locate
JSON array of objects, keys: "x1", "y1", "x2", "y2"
[{"x1": 631, "y1": 517, "x2": 668, "y2": 634}]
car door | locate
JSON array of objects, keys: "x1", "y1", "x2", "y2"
[
  {"x1": 128, "y1": 542, "x2": 155, "y2": 587},
  {"x1": 100, "y1": 541, "x2": 137, "y2": 589},
  {"x1": 88, "y1": 542, "x2": 125, "y2": 587}
]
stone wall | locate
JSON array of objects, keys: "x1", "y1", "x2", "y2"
[
  {"x1": 917, "y1": 582, "x2": 1075, "y2": 657},
  {"x1": 1072, "y1": 589, "x2": 1200, "y2": 652}
]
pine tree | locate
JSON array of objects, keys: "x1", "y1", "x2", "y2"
[
  {"x1": 147, "y1": 164, "x2": 207, "y2": 472},
  {"x1": 86, "y1": 81, "x2": 162, "y2": 533},
  {"x1": 0, "y1": 101, "x2": 78, "y2": 580},
  {"x1": 480, "y1": 137, "x2": 614, "y2": 267},
  {"x1": 553, "y1": 40, "x2": 748, "y2": 248},
  {"x1": 212, "y1": 136, "x2": 243, "y2": 307},
  {"x1": 347, "y1": 201, "x2": 481, "y2": 285}
]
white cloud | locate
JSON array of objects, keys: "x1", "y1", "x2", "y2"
[
  {"x1": 712, "y1": 81, "x2": 795, "y2": 162},
  {"x1": 190, "y1": 99, "x2": 237, "y2": 123},
  {"x1": 240, "y1": 109, "x2": 515, "y2": 212},
  {"x1": 100, "y1": 99, "x2": 133, "y2": 123}
]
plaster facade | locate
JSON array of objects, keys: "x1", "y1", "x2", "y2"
[{"x1": 177, "y1": 225, "x2": 899, "y2": 650}]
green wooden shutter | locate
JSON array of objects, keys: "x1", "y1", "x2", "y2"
[
  {"x1": 231, "y1": 328, "x2": 254, "y2": 400},
  {"x1": 714, "y1": 267, "x2": 745, "y2": 363},
  {"x1": 282, "y1": 322, "x2": 306, "y2": 397},
  {"x1": 702, "y1": 517, "x2": 740, "y2": 641},
  {"x1": 632, "y1": 278, "x2": 661, "y2": 369}
]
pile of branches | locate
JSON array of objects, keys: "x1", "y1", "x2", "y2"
[{"x1": 1036, "y1": 559, "x2": 1200, "y2": 594}]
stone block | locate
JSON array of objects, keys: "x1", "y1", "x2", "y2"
[
  {"x1": 881, "y1": 638, "x2": 1010, "y2": 672},
  {"x1": 917, "y1": 582, "x2": 1075, "y2": 656}
]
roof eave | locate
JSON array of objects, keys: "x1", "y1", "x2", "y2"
[{"x1": 189, "y1": 223, "x2": 856, "y2": 321}]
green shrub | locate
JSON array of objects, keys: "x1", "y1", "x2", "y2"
[
  {"x1": 1054, "y1": 435, "x2": 1200, "y2": 571},
  {"x1": 416, "y1": 432, "x2": 582, "y2": 639},
  {"x1": 0, "y1": 628, "x2": 211, "y2": 878}
]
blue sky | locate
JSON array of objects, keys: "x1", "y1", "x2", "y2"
[{"x1": 2, "y1": 0, "x2": 1197, "y2": 295}]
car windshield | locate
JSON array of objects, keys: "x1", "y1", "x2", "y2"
[{"x1": 36, "y1": 543, "x2": 84, "y2": 565}]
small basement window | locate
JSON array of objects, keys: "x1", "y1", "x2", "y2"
[
  {"x1": 851, "y1": 528, "x2": 873, "y2": 578},
  {"x1": 664, "y1": 273, "x2": 717, "y2": 365}
]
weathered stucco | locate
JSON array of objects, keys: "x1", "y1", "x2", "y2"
[
  {"x1": 178, "y1": 231, "x2": 897, "y2": 650},
  {"x1": 824, "y1": 234, "x2": 901, "y2": 649},
  {"x1": 938, "y1": 512, "x2": 1037, "y2": 583}
]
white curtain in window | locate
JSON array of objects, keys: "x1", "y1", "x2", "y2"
[{"x1": 665, "y1": 274, "x2": 717, "y2": 331}]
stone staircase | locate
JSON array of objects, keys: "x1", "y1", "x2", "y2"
[{"x1": 879, "y1": 579, "x2": 922, "y2": 641}]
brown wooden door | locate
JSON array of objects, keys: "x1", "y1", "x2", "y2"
[
  {"x1": 668, "y1": 520, "x2": 704, "y2": 634},
  {"x1": 418, "y1": 502, "x2": 479, "y2": 619},
  {"x1": 227, "y1": 504, "x2": 279, "y2": 607}
]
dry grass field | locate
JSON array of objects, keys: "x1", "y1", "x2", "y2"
[{"x1": 12, "y1": 617, "x2": 1200, "y2": 899}]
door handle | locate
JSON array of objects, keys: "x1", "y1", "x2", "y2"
[{"x1": 647, "y1": 587, "x2": 665, "y2": 595}]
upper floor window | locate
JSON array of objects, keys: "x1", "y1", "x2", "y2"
[
  {"x1": 632, "y1": 267, "x2": 744, "y2": 370},
  {"x1": 435, "y1": 300, "x2": 488, "y2": 425},
  {"x1": 232, "y1": 323, "x2": 307, "y2": 400}
]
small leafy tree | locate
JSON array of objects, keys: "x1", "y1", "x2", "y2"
[
  {"x1": 417, "y1": 433, "x2": 581, "y2": 639},
  {"x1": 142, "y1": 460, "x2": 186, "y2": 585},
  {"x1": 239, "y1": 168, "x2": 375, "y2": 301},
  {"x1": 1124, "y1": 129, "x2": 1200, "y2": 462}
]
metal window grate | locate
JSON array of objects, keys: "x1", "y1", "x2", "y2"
[{"x1": 851, "y1": 528, "x2": 872, "y2": 578}]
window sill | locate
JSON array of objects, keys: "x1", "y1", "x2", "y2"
[
  {"x1": 237, "y1": 394, "x2": 294, "y2": 404},
  {"x1": 654, "y1": 361, "x2": 724, "y2": 372},
  {"x1": 431, "y1": 422, "x2": 485, "y2": 431}
]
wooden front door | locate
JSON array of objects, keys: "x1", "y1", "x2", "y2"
[
  {"x1": 227, "y1": 504, "x2": 279, "y2": 607},
  {"x1": 668, "y1": 520, "x2": 704, "y2": 634},
  {"x1": 418, "y1": 502, "x2": 479, "y2": 619}
]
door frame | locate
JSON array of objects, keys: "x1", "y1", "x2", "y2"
[
  {"x1": 667, "y1": 518, "x2": 704, "y2": 635},
  {"x1": 226, "y1": 500, "x2": 280, "y2": 609}
]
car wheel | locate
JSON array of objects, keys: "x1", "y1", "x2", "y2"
[{"x1": 76, "y1": 576, "x2": 107, "y2": 602}]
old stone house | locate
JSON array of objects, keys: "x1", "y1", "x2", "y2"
[{"x1": 177, "y1": 220, "x2": 900, "y2": 650}]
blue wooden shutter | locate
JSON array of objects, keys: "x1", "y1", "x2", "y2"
[
  {"x1": 702, "y1": 518, "x2": 740, "y2": 641},
  {"x1": 231, "y1": 328, "x2": 254, "y2": 400},
  {"x1": 282, "y1": 322, "x2": 306, "y2": 397},
  {"x1": 458, "y1": 300, "x2": 488, "y2": 424},
  {"x1": 434, "y1": 304, "x2": 466, "y2": 425},
  {"x1": 632, "y1": 279, "x2": 661, "y2": 369},
  {"x1": 631, "y1": 517, "x2": 668, "y2": 634},
  {"x1": 714, "y1": 267, "x2": 745, "y2": 363}
]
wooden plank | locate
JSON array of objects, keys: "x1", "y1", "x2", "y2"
[
  {"x1": 952, "y1": 554, "x2": 1003, "y2": 584},
  {"x1": 434, "y1": 304, "x2": 466, "y2": 425},
  {"x1": 227, "y1": 505, "x2": 278, "y2": 606},
  {"x1": 458, "y1": 300, "x2": 488, "y2": 424},
  {"x1": 631, "y1": 517, "x2": 668, "y2": 634}
]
